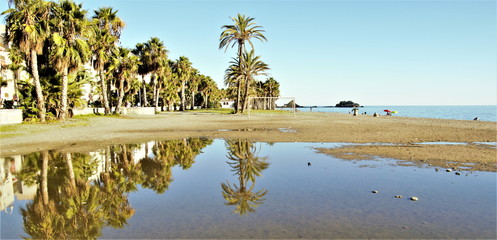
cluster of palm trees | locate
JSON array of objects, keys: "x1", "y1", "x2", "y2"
[
  {"x1": 220, "y1": 14, "x2": 280, "y2": 114},
  {"x1": 2, "y1": 0, "x2": 222, "y2": 122}
]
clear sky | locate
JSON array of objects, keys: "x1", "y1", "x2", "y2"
[{"x1": 2, "y1": 0, "x2": 496, "y2": 106}]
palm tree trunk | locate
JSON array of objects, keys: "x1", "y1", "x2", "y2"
[
  {"x1": 99, "y1": 69, "x2": 110, "y2": 115},
  {"x1": 235, "y1": 41, "x2": 244, "y2": 114},
  {"x1": 180, "y1": 80, "x2": 186, "y2": 111},
  {"x1": 152, "y1": 76, "x2": 157, "y2": 111},
  {"x1": 60, "y1": 67, "x2": 69, "y2": 120},
  {"x1": 235, "y1": 80, "x2": 241, "y2": 113},
  {"x1": 115, "y1": 78, "x2": 125, "y2": 114},
  {"x1": 190, "y1": 91, "x2": 195, "y2": 110},
  {"x1": 155, "y1": 85, "x2": 161, "y2": 112},
  {"x1": 65, "y1": 153, "x2": 76, "y2": 189},
  {"x1": 13, "y1": 69, "x2": 20, "y2": 104},
  {"x1": 241, "y1": 77, "x2": 251, "y2": 113},
  {"x1": 202, "y1": 92, "x2": 208, "y2": 108},
  {"x1": 31, "y1": 50, "x2": 46, "y2": 122},
  {"x1": 142, "y1": 75, "x2": 148, "y2": 107},
  {"x1": 41, "y1": 150, "x2": 49, "y2": 205}
]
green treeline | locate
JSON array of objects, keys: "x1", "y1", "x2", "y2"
[{"x1": 2, "y1": 2, "x2": 281, "y2": 121}]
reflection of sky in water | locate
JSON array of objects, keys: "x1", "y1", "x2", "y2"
[
  {"x1": 104, "y1": 141, "x2": 496, "y2": 239},
  {"x1": 1, "y1": 140, "x2": 495, "y2": 239}
]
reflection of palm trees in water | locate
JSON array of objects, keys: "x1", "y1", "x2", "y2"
[
  {"x1": 20, "y1": 149, "x2": 134, "y2": 239},
  {"x1": 16, "y1": 138, "x2": 213, "y2": 238},
  {"x1": 222, "y1": 140, "x2": 269, "y2": 215},
  {"x1": 140, "y1": 138, "x2": 213, "y2": 193},
  {"x1": 21, "y1": 151, "x2": 109, "y2": 238}
]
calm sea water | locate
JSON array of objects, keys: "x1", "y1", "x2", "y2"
[
  {"x1": 297, "y1": 105, "x2": 497, "y2": 122},
  {"x1": 1, "y1": 139, "x2": 495, "y2": 239}
]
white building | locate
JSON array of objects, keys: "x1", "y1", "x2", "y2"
[
  {"x1": 220, "y1": 99, "x2": 234, "y2": 109},
  {"x1": 0, "y1": 25, "x2": 17, "y2": 104}
]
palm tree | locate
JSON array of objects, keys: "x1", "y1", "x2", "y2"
[
  {"x1": 107, "y1": 47, "x2": 139, "y2": 114},
  {"x1": 198, "y1": 75, "x2": 217, "y2": 108},
  {"x1": 91, "y1": 7, "x2": 125, "y2": 114},
  {"x1": 132, "y1": 38, "x2": 168, "y2": 109},
  {"x1": 144, "y1": 37, "x2": 168, "y2": 112},
  {"x1": 3, "y1": 0, "x2": 52, "y2": 122},
  {"x1": 188, "y1": 70, "x2": 201, "y2": 110},
  {"x1": 161, "y1": 62, "x2": 180, "y2": 111},
  {"x1": 50, "y1": 0, "x2": 91, "y2": 120},
  {"x1": 219, "y1": 13, "x2": 266, "y2": 113},
  {"x1": 263, "y1": 77, "x2": 280, "y2": 109},
  {"x1": 155, "y1": 59, "x2": 172, "y2": 112},
  {"x1": 226, "y1": 50, "x2": 269, "y2": 113},
  {"x1": 132, "y1": 43, "x2": 149, "y2": 107},
  {"x1": 175, "y1": 56, "x2": 192, "y2": 111}
]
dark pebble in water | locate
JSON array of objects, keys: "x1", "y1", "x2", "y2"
[
  {"x1": 372, "y1": 190, "x2": 379, "y2": 193},
  {"x1": 455, "y1": 172, "x2": 461, "y2": 175},
  {"x1": 395, "y1": 195, "x2": 402, "y2": 198},
  {"x1": 410, "y1": 197, "x2": 419, "y2": 201},
  {"x1": 446, "y1": 169, "x2": 452, "y2": 172}
]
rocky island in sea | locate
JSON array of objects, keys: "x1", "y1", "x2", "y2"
[{"x1": 335, "y1": 100, "x2": 361, "y2": 108}]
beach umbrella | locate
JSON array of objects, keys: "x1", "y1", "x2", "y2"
[
  {"x1": 383, "y1": 109, "x2": 391, "y2": 113},
  {"x1": 391, "y1": 111, "x2": 398, "y2": 114}
]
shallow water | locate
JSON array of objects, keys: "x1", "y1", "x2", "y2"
[
  {"x1": 297, "y1": 105, "x2": 497, "y2": 121},
  {"x1": 1, "y1": 139, "x2": 495, "y2": 239}
]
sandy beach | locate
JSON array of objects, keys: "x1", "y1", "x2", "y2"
[{"x1": 1, "y1": 112, "x2": 496, "y2": 171}]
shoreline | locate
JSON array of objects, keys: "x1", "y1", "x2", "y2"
[{"x1": 1, "y1": 112, "x2": 496, "y2": 171}]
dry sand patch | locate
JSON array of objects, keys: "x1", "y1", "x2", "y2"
[{"x1": 1, "y1": 112, "x2": 496, "y2": 171}]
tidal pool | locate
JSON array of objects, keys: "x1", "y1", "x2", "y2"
[{"x1": 0, "y1": 139, "x2": 495, "y2": 239}]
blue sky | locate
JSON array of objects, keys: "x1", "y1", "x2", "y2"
[{"x1": 2, "y1": 0, "x2": 496, "y2": 105}]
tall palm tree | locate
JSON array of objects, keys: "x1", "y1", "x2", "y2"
[
  {"x1": 198, "y1": 75, "x2": 217, "y2": 108},
  {"x1": 50, "y1": 0, "x2": 91, "y2": 120},
  {"x1": 188, "y1": 70, "x2": 201, "y2": 110},
  {"x1": 91, "y1": 7, "x2": 125, "y2": 114},
  {"x1": 161, "y1": 61, "x2": 179, "y2": 111},
  {"x1": 144, "y1": 37, "x2": 168, "y2": 112},
  {"x1": 154, "y1": 58, "x2": 172, "y2": 112},
  {"x1": 3, "y1": 0, "x2": 52, "y2": 122},
  {"x1": 175, "y1": 56, "x2": 192, "y2": 111},
  {"x1": 107, "y1": 47, "x2": 139, "y2": 114},
  {"x1": 132, "y1": 43, "x2": 149, "y2": 107},
  {"x1": 219, "y1": 13, "x2": 266, "y2": 113},
  {"x1": 132, "y1": 38, "x2": 168, "y2": 109}
]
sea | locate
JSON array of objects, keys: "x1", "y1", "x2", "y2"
[{"x1": 295, "y1": 105, "x2": 497, "y2": 122}]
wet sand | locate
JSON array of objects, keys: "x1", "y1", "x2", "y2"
[{"x1": 1, "y1": 112, "x2": 496, "y2": 170}]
